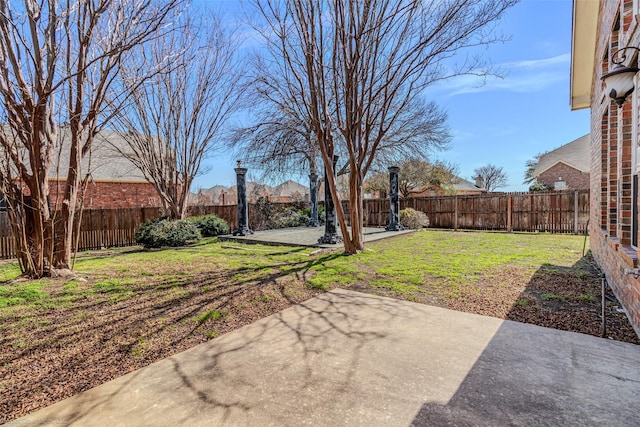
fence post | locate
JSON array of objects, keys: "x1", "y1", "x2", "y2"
[
  {"x1": 574, "y1": 190, "x2": 579, "y2": 234},
  {"x1": 454, "y1": 195, "x2": 458, "y2": 231},
  {"x1": 507, "y1": 193, "x2": 513, "y2": 232}
]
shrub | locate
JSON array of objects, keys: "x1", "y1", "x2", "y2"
[
  {"x1": 301, "y1": 205, "x2": 325, "y2": 225},
  {"x1": 135, "y1": 218, "x2": 202, "y2": 248},
  {"x1": 400, "y1": 208, "x2": 429, "y2": 229},
  {"x1": 273, "y1": 208, "x2": 308, "y2": 228},
  {"x1": 188, "y1": 214, "x2": 229, "y2": 237},
  {"x1": 529, "y1": 182, "x2": 552, "y2": 192}
]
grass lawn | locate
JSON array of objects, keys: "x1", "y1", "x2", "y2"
[{"x1": 0, "y1": 229, "x2": 637, "y2": 422}]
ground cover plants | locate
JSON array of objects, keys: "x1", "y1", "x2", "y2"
[{"x1": 1, "y1": 230, "x2": 637, "y2": 423}]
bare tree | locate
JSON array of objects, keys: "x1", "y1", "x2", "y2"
[
  {"x1": 251, "y1": 0, "x2": 516, "y2": 254},
  {"x1": 0, "y1": 0, "x2": 184, "y2": 277},
  {"x1": 365, "y1": 158, "x2": 459, "y2": 198},
  {"x1": 398, "y1": 159, "x2": 459, "y2": 198},
  {"x1": 235, "y1": 75, "x2": 449, "y2": 182},
  {"x1": 112, "y1": 13, "x2": 242, "y2": 220},
  {"x1": 231, "y1": 107, "x2": 321, "y2": 181},
  {"x1": 368, "y1": 98, "x2": 451, "y2": 169},
  {"x1": 472, "y1": 164, "x2": 508, "y2": 192}
]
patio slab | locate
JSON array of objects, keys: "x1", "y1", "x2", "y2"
[
  {"x1": 218, "y1": 226, "x2": 415, "y2": 248},
  {"x1": 8, "y1": 289, "x2": 640, "y2": 427}
]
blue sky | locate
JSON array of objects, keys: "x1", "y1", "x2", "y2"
[{"x1": 192, "y1": 0, "x2": 590, "y2": 192}]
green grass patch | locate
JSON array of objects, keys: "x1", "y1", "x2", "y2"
[
  {"x1": 308, "y1": 230, "x2": 588, "y2": 297},
  {"x1": 0, "y1": 230, "x2": 588, "y2": 320},
  {"x1": 0, "y1": 282, "x2": 48, "y2": 307},
  {"x1": 196, "y1": 310, "x2": 222, "y2": 323},
  {"x1": 132, "y1": 337, "x2": 147, "y2": 357},
  {"x1": 541, "y1": 293, "x2": 567, "y2": 302},
  {"x1": 579, "y1": 294, "x2": 596, "y2": 302},
  {"x1": 0, "y1": 263, "x2": 22, "y2": 282},
  {"x1": 94, "y1": 279, "x2": 135, "y2": 294}
]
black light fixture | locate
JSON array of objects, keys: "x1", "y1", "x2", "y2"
[{"x1": 602, "y1": 47, "x2": 640, "y2": 107}]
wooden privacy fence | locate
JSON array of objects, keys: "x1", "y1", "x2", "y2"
[
  {"x1": 351, "y1": 190, "x2": 590, "y2": 233},
  {"x1": 0, "y1": 202, "x2": 289, "y2": 259},
  {"x1": 0, "y1": 190, "x2": 589, "y2": 259}
]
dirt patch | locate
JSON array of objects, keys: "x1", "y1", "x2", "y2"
[{"x1": 444, "y1": 263, "x2": 640, "y2": 345}]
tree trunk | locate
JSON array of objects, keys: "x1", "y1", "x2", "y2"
[
  {"x1": 54, "y1": 137, "x2": 82, "y2": 270},
  {"x1": 348, "y1": 170, "x2": 364, "y2": 252},
  {"x1": 12, "y1": 180, "x2": 56, "y2": 277},
  {"x1": 328, "y1": 161, "x2": 364, "y2": 255}
]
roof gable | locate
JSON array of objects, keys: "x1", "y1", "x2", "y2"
[{"x1": 534, "y1": 134, "x2": 590, "y2": 177}]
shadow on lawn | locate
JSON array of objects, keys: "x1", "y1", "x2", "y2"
[
  {"x1": 0, "y1": 249, "x2": 352, "y2": 423},
  {"x1": 5, "y1": 247, "x2": 640, "y2": 425},
  {"x1": 503, "y1": 257, "x2": 640, "y2": 344},
  {"x1": 443, "y1": 254, "x2": 640, "y2": 345}
]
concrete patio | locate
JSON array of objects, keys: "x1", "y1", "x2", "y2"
[
  {"x1": 8, "y1": 289, "x2": 640, "y2": 427},
  {"x1": 218, "y1": 226, "x2": 415, "y2": 248}
]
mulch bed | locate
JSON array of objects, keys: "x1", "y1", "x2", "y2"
[
  {"x1": 1, "y1": 256, "x2": 638, "y2": 423},
  {"x1": 444, "y1": 262, "x2": 640, "y2": 344}
]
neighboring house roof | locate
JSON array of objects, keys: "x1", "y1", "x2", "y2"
[
  {"x1": 533, "y1": 134, "x2": 590, "y2": 177},
  {"x1": 408, "y1": 176, "x2": 485, "y2": 196},
  {"x1": 271, "y1": 180, "x2": 308, "y2": 197},
  {"x1": 2, "y1": 125, "x2": 148, "y2": 183},
  {"x1": 195, "y1": 180, "x2": 309, "y2": 204},
  {"x1": 451, "y1": 177, "x2": 485, "y2": 193},
  {"x1": 65, "y1": 130, "x2": 147, "y2": 182}
]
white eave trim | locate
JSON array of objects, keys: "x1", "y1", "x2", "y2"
[{"x1": 570, "y1": 0, "x2": 600, "y2": 110}]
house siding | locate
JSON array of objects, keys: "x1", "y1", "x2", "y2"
[
  {"x1": 589, "y1": 0, "x2": 640, "y2": 337},
  {"x1": 537, "y1": 163, "x2": 590, "y2": 189}
]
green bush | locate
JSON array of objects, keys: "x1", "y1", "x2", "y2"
[
  {"x1": 400, "y1": 208, "x2": 429, "y2": 229},
  {"x1": 529, "y1": 182, "x2": 552, "y2": 192},
  {"x1": 301, "y1": 205, "x2": 325, "y2": 225},
  {"x1": 273, "y1": 208, "x2": 308, "y2": 228},
  {"x1": 187, "y1": 214, "x2": 229, "y2": 237},
  {"x1": 135, "y1": 218, "x2": 202, "y2": 248}
]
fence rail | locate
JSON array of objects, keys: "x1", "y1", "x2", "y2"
[{"x1": 0, "y1": 190, "x2": 589, "y2": 259}]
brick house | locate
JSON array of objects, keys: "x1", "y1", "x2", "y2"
[
  {"x1": 533, "y1": 134, "x2": 590, "y2": 190},
  {"x1": 571, "y1": 0, "x2": 640, "y2": 336},
  {"x1": 49, "y1": 128, "x2": 160, "y2": 209}
]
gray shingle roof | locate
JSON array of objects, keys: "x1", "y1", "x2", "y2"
[
  {"x1": 1, "y1": 125, "x2": 147, "y2": 182},
  {"x1": 533, "y1": 134, "x2": 590, "y2": 177},
  {"x1": 52, "y1": 128, "x2": 147, "y2": 182},
  {"x1": 452, "y1": 177, "x2": 485, "y2": 192}
]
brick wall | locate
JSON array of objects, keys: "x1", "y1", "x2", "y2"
[
  {"x1": 537, "y1": 163, "x2": 590, "y2": 190},
  {"x1": 589, "y1": 0, "x2": 640, "y2": 338},
  {"x1": 49, "y1": 180, "x2": 161, "y2": 209},
  {"x1": 591, "y1": 229, "x2": 640, "y2": 336}
]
